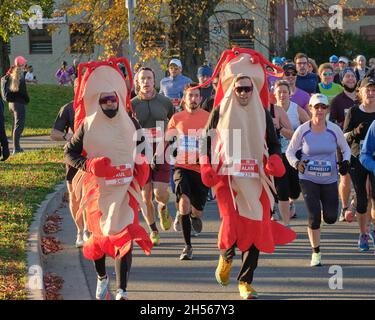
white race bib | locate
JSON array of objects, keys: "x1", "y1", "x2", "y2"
[
  {"x1": 232, "y1": 159, "x2": 260, "y2": 178},
  {"x1": 306, "y1": 160, "x2": 332, "y2": 177}
]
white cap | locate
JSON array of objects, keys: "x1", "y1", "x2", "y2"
[
  {"x1": 169, "y1": 58, "x2": 182, "y2": 68},
  {"x1": 309, "y1": 93, "x2": 329, "y2": 107},
  {"x1": 338, "y1": 56, "x2": 349, "y2": 64}
]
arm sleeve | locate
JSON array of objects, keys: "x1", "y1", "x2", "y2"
[
  {"x1": 53, "y1": 106, "x2": 70, "y2": 133},
  {"x1": 64, "y1": 124, "x2": 88, "y2": 171},
  {"x1": 332, "y1": 123, "x2": 351, "y2": 162},
  {"x1": 286, "y1": 125, "x2": 304, "y2": 169},
  {"x1": 265, "y1": 109, "x2": 281, "y2": 156},
  {"x1": 360, "y1": 122, "x2": 375, "y2": 172}
]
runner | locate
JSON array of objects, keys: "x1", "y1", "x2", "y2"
[
  {"x1": 131, "y1": 67, "x2": 174, "y2": 246},
  {"x1": 64, "y1": 58, "x2": 152, "y2": 300},
  {"x1": 159, "y1": 82, "x2": 210, "y2": 260},
  {"x1": 273, "y1": 80, "x2": 309, "y2": 225},
  {"x1": 329, "y1": 67, "x2": 358, "y2": 222},
  {"x1": 286, "y1": 93, "x2": 351, "y2": 266},
  {"x1": 199, "y1": 48, "x2": 296, "y2": 299},
  {"x1": 344, "y1": 77, "x2": 375, "y2": 251},
  {"x1": 50, "y1": 79, "x2": 89, "y2": 247}
]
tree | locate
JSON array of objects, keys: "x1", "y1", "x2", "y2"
[{"x1": 0, "y1": 0, "x2": 54, "y2": 76}]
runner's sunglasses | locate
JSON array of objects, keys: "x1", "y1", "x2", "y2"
[
  {"x1": 312, "y1": 104, "x2": 329, "y2": 110},
  {"x1": 284, "y1": 71, "x2": 297, "y2": 76},
  {"x1": 234, "y1": 86, "x2": 253, "y2": 94},
  {"x1": 99, "y1": 95, "x2": 118, "y2": 105}
]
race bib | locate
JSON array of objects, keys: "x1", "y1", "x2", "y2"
[
  {"x1": 306, "y1": 160, "x2": 332, "y2": 177},
  {"x1": 105, "y1": 164, "x2": 133, "y2": 186},
  {"x1": 177, "y1": 135, "x2": 199, "y2": 164},
  {"x1": 143, "y1": 127, "x2": 163, "y2": 143},
  {"x1": 232, "y1": 159, "x2": 260, "y2": 178}
]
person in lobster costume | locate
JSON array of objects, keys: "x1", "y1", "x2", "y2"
[
  {"x1": 64, "y1": 57, "x2": 152, "y2": 300},
  {"x1": 199, "y1": 48, "x2": 297, "y2": 299}
]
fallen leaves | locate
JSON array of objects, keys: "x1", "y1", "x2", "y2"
[
  {"x1": 41, "y1": 236, "x2": 62, "y2": 255},
  {"x1": 43, "y1": 214, "x2": 63, "y2": 234},
  {"x1": 44, "y1": 273, "x2": 64, "y2": 300}
]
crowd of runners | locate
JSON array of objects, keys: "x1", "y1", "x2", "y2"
[{"x1": 2, "y1": 49, "x2": 375, "y2": 301}]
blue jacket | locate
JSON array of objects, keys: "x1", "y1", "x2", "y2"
[{"x1": 360, "y1": 120, "x2": 375, "y2": 173}]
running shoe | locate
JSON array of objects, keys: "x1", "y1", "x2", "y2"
[
  {"x1": 173, "y1": 212, "x2": 181, "y2": 232},
  {"x1": 215, "y1": 255, "x2": 232, "y2": 286},
  {"x1": 310, "y1": 252, "x2": 322, "y2": 267},
  {"x1": 190, "y1": 213, "x2": 203, "y2": 234},
  {"x1": 289, "y1": 202, "x2": 297, "y2": 219},
  {"x1": 115, "y1": 289, "x2": 129, "y2": 300},
  {"x1": 96, "y1": 276, "x2": 110, "y2": 300},
  {"x1": 368, "y1": 227, "x2": 375, "y2": 248},
  {"x1": 158, "y1": 204, "x2": 172, "y2": 231},
  {"x1": 358, "y1": 234, "x2": 370, "y2": 252},
  {"x1": 238, "y1": 281, "x2": 258, "y2": 299},
  {"x1": 179, "y1": 245, "x2": 193, "y2": 260},
  {"x1": 150, "y1": 231, "x2": 160, "y2": 246},
  {"x1": 75, "y1": 233, "x2": 84, "y2": 248}
]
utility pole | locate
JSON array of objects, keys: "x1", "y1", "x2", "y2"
[{"x1": 126, "y1": 0, "x2": 136, "y2": 69}]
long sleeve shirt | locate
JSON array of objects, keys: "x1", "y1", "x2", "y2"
[{"x1": 360, "y1": 120, "x2": 375, "y2": 173}]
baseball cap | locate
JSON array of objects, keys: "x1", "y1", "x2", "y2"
[
  {"x1": 283, "y1": 63, "x2": 297, "y2": 72},
  {"x1": 272, "y1": 57, "x2": 283, "y2": 66},
  {"x1": 14, "y1": 56, "x2": 27, "y2": 66},
  {"x1": 339, "y1": 67, "x2": 355, "y2": 82},
  {"x1": 169, "y1": 58, "x2": 182, "y2": 68},
  {"x1": 197, "y1": 65, "x2": 213, "y2": 77},
  {"x1": 309, "y1": 93, "x2": 329, "y2": 107},
  {"x1": 359, "y1": 77, "x2": 375, "y2": 89},
  {"x1": 338, "y1": 56, "x2": 349, "y2": 64},
  {"x1": 329, "y1": 55, "x2": 339, "y2": 63}
]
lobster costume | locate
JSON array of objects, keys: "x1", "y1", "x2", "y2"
[
  {"x1": 199, "y1": 48, "x2": 296, "y2": 260},
  {"x1": 64, "y1": 57, "x2": 152, "y2": 262}
]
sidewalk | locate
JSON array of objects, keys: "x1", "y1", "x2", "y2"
[{"x1": 8, "y1": 135, "x2": 66, "y2": 152}]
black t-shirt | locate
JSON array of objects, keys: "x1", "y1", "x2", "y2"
[
  {"x1": 343, "y1": 104, "x2": 375, "y2": 157},
  {"x1": 53, "y1": 101, "x2": 74, "y2": 133},
  {"x1": 329, "y1": 92, "x2": 357, "y2": 129}
]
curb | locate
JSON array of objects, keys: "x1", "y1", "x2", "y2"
[{"x1": 26, "y1": 182, "x2": 66, "y2": 300}]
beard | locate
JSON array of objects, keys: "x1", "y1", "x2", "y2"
[{"x1": 343, "y1": 84, "x2": 356, "y2": 93}]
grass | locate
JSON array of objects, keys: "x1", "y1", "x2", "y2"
[
  {"x1": 4, "y1": 84, "x2": 74, "y2": 137},
  {"x1": 0, "y1": 148, "x2": 65, "y2": 300}
]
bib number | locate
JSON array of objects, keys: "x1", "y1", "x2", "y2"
[
  {"x1": 306, "y1": 160, "x2": 332, "y2": 177},
  {"x1": 176, "y1": 135, "x2": 199, "y2": 164},
  {"x1": 105, "y1": 164, "x2": 133, "y2": 186},
  {"x1": 233, "y1": 159, "x2": 260, "y2": 178}
]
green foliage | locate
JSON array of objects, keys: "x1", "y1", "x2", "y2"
[
  {"x1": 286, "y1": 29, "x2": 375, "y2": 65},
  {"x1": 0, "y1": 148, "x2": 65, "y2": 300},
  {"x1": 4, "y1": 84, "x2": 74, "y2": 136}
]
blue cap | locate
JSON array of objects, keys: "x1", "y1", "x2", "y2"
[
  {"x1": 272, "y1": 57, "x2": 283, "y2": 66},
  {"x1": 281, "y1": 57, "x2": 286, "y2": 62},
  {"x1": 329, "y1": 55, "x2": 339, "y2": 63},
  {"x1": 197, "y1": 65, "x2": 213, "y2": 77}
]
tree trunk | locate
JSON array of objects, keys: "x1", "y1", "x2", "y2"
[
  {"x1": 0, "y1": 37, "x2": 10, "y2": 77},
  {"x1": 168, "y1": 0, "x2": 220, "y2": 80}
]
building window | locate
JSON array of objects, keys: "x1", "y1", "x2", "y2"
[
  {"x1": 360, "y1": 25, "x2": 375, "y2": 43},
  {"x1": 228, "y1": 19, "x2": 254, "y2": 49},
  {"x1": 29, "y1": 25, "x2": 52, "y2": 54},
  {"x1": 69, "y1": 23, "x2": 94, "y2": 54}
]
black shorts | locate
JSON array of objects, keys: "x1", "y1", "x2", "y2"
[
  {"x1": 174, "y1": 167, "x2": 209, "y2": 211},
  {"x1": 274, "y1": 154, "x2": 301, "y2": 201}
]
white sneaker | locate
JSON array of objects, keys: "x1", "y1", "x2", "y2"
[
  {"x1": 83, "y1": 230, "x2": 91, "y2": 242},
  {"x1": 115, "y1": 289, "x2": 128, "y2": 300},
  {"x1": 173, "y1": 212, "x2": 181, "y2": 232},
  {"x1": 310, "y1": 252, "x2": 322, "y2": 267},
  {"x1": 75, "y1": 233, "x2": 84, "y2": 248},
  {"x1": 96, "y1": 276, "x2": 109, "y2": 300}
]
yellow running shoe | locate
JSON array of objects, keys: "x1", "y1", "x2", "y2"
[
  {"x1": 150, "y1": 231, "x2": 160, "y2": 246},
  {"x1": 238, "y1": 281, "x2": 258, "y2": 299},
  {"x1": 159, "y1": 205, "x2": 172, "y2": 231},
  {"x1": 215, "y1": 256, "x2": 232, "y2": 286}
]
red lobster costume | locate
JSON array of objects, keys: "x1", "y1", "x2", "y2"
[
  {"x1": 198, "y1": 48, "x2": 296, "y2": 253},
  {"x1": 70, "y1": 57, "x2": 152, "y2": 261}
]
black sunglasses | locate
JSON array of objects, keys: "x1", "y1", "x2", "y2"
[
  {"x1": 99, "y1": 95, "x2": 118, "y2": 105},
  {"x1": 312, "y1": 104, "x2": 328, "y2": 110},
  {"x1": 234, "y1": 86, "x2": 253, "y2": 94},
  {"x1": 284, "y1": 71, "x2": 297, "y2": 76}
]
